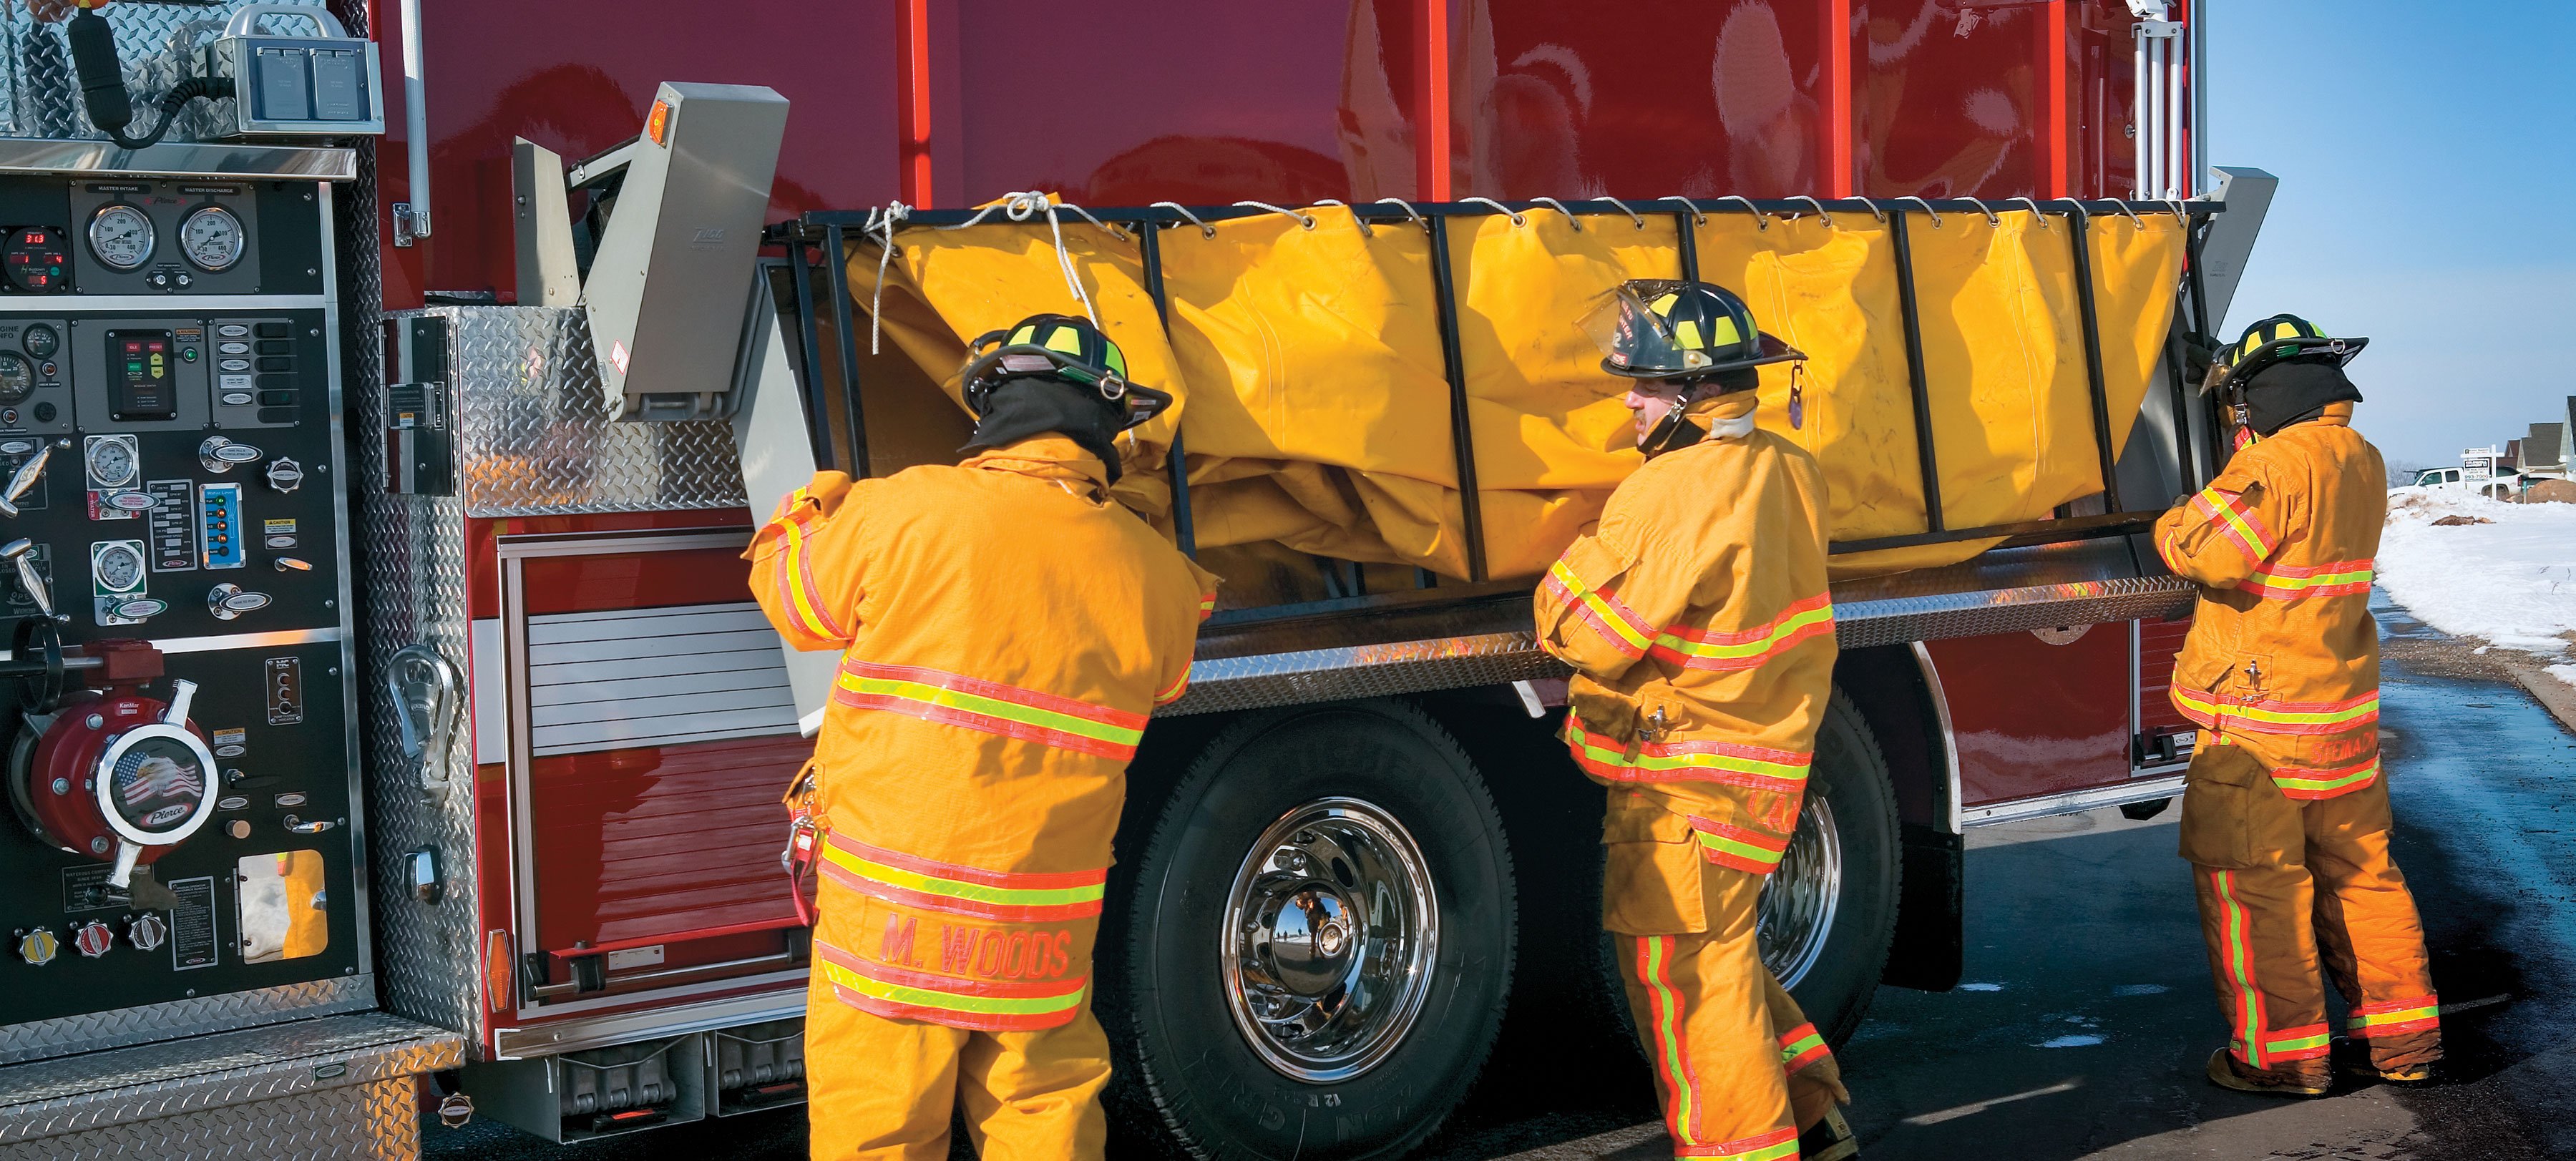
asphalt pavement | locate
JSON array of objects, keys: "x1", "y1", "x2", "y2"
[{"x1": 428, "y1": 601, "x2": 2576, "y2": 1160}]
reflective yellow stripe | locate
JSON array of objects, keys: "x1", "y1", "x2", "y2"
[
  {"x1": 818, "y1": 845, "x2": 1103, "y2": 911},
  {"x1": 818, "y1": 958, "x2": 1085, "y2": 1019},
  {"x1": 835, "y1": 675, "x2": 1143, "y2": 750},
  {"x1": 1548, "y1": 559, "x2": 1654, "y2": 654}
]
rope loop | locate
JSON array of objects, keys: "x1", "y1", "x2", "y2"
[{"x1": 1151, "y1": 201, "x2": 1216, "y2": 238}]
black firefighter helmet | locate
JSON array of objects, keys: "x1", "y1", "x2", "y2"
[
  {"x1": 2202, "y1": 313, "x2": 2368, "y2": 398},
  {"x1": 959, "y1": 313, "x2": 1174, "y2": 429},
  {"x1": 1581, "y1": 279, "x2": 1805, "y2": 382}
]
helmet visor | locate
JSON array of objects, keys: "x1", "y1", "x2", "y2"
[{"x1": 1580, "y1": 280, "x2": 1707, "y2": 378}]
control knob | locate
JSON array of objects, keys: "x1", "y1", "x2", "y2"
[
  {"x1": 198, "y1": 436, "x2": 263, "y2": 474},
  {"x1": 0, "y1": 445, "x2": 49, "y2": 517},
  {"x1": 70, "y1": 920, "x2": 112, "y2": 959},
  {"x1": 1, "y1": 539, "x2": 52, "y2": 617},
  {"x1": 265, "y1": 458, "x2": 303, "y2": 494},
  {"x1": 208, "y1": 583, "x2": 273, "y2": 620},
  {"x1": 125, "y1": 913, "x2": 165, "y2": 952},
  {"x1": 16, "y1": 928, "x2": 56, "y2": 966}
]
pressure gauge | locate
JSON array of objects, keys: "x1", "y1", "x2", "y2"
[
  {"x1": 0, "y1": 353, "x2": 31, "y2": 405},
  {"x1": 22, "y1": 323, "x2": 57, "y2": 359},
  {"x1": 87, "y1": 205, "x2": 154, "y2": 272},
  {"x1": 85, "y1": 438, "x2": 136, "y2": 489},
  {"x1": 92, "y1": 542, "x2": 142, "y2": 592},
  {"x1": 178, "y1": 205, "x2": 244, "y2": 273}
]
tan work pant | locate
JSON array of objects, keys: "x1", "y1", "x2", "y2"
[
  {"x1": 2180, "y1": 741, "x2": 2441, "y2": 1085},
  {"x1": 803, "y1": 969, "x2": 1110, "y2": 1161},
  {"x1": 1609, "y1": 805, "x2": 1847, "y2": 1161}
]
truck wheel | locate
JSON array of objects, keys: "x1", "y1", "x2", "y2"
[
  {"x1": 1106, "y1": 700, "x2": 1516, "y2": 1161},
  {"x1": 1769, "y1": 690, "x2": 1902, "y2": 1045},
  {"x1": 1586, "y1": 690, "x2": 1901, "y2": 1054}
]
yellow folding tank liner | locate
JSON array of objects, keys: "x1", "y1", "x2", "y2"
[{"x1": 846, "y1": 197, "x2": 2186, "y2": 584}]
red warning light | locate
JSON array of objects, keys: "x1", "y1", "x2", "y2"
[{"x1": 645, "y1": 99, "x2": 671, "y2": 147}]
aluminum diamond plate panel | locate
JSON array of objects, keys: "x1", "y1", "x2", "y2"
[
  {"x1": 0, "y1": 0, "x2": 334, "y2": 144},
  {"x1": 361, "y1": 314, "x2": 485, "y2": 1050},
  {"x1": 434, "y1": 307, "x2": 748, "y2": 516},
  {"x1": 0, "y1": 977, "x2": 374, "y2": 1068},
  {"x1": 0, "y1": 1013, "x2": 457, "y2": 1142},
  {"x1": 2, "y1": 1077, "x2": 419, "y2": 1161}
]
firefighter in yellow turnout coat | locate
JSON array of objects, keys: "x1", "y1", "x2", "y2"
[
  {"x1": 1538, "y1": 283, "x2": 1856, "y2": 1161},
  {"x1": 2157, "y1": 315, "x2": 2438, "y2": 1096},
  {"x1": 748, "y1": 315, "x2": 1216, "y2": 1161}
]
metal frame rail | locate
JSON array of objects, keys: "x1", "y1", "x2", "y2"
[{"x1": 770, "y1": 196, "x2": 2223, "y2": 583}]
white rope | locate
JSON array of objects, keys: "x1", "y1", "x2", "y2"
[
  {"x1": 1232, "y1": 200, "x2": 1317, "y2": 229},
  {"x1": 1661, "y1": 195, "x2": 1705, "y2": 226},
  {"x1": 1531, "y1": 197, "x2": 1583, "y2": 230},
  {"x1": 865, "y1": 202, "x2": 910, "y2": 355},
  {"x1": 1895, "y1": 196, "x2": 1942, "y2": 227},
  {"x1": 1460, "y1": 196, "x2": 1525, "y2": 225},
  {"x1": 1598, "y1": 196, "x2": 1647, "y2": 230},
  {"x1": 1151, "y1": 201, "x2": 1216, "y2": 237}
]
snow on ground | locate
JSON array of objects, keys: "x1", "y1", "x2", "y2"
[{"x1": 2377, "y1": 490, "x2": 2576, "y2": 668}]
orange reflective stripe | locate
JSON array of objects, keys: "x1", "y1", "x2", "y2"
[
  {"x1": 834, "y1": 659, "x2": 1147, "y2": 759},
  {"x1": 1686, "y1": 815, "x2": 1790, "y2": 875},
  {"x1": 2190, "y1": 485, "x2": 2278, "y2": 564},
  {"x1": 1197, "y1": 592, "x2": 1217, "y2": 621},
  {"x1": 1153, "y1": 667, "x2": 1190, "y2": 706},
  {"x1": 1675, "y1": 1128, "x2": 1797, "y2": 1160},
  {"x1": 2172, "y1": 687, "x2": 2379, "y2": 737},
  {"x1": 814, "y1": 938, "x2": 1087, "y2": 1033},
  {"x1": 2262, "y1": 1022, "x2": 2332, "y2": 1061},
  {"x1": 2211, "y1": 869, "x2": 2269, "y2": 1069},
  {"x1": 2272, "y1": 757, "x2": 2379, "y2": 800},
  {"x1": 1562, "y1": 719, "x2": 1810, "y2": 793},
  {"x1": 2347, "y1": 994, "x2": 2439, "y2": 1039},
  {"x1": 817, "y1": 832, "x2": 1106, "y2": 922},
  {"x1": 1545, "y1": 559, "x2": 1654, "y2": 659},
  {"x1": 1637, "y1": 936, "x2": 1702, "y2": 1147},
  {"x1": 2239, "y1": 557, "x2": 2373, "y2": 600},
  {"x1": 1648, "y1": 593, "x2": 1835, "y2": 672},
  {"x1": 759, "y1": 494, "x2": 848, "y2": 642},
  {"x1": 1777, "y1": 1022, "x2": 1830, "y2": 1073}
]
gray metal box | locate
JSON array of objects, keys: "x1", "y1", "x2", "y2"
[{"x1": 582, "y1": 82, "x2": 788, "y2": 421}]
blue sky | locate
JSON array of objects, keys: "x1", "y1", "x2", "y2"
[{"x1": 2210, "y1": 1, "x2": 2575, "y2": 469}]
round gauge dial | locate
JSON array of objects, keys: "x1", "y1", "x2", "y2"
[
  {"x1": 178, "y1": 205, "x2": 243, "y2": 273},
  {"x1": 2, "y1": 227, "x2": 68, "y2": 293},
  {"x1": 22, "y1": 324, "x2": 57, "y2": 359},
  {"x1": 93, "y1": 542, "x2": 142, "y2": 592},
  {"x1": 0, "y1": 353, "x2": 31, "y2": 405},
  {"x1": 87, "y1": 205, "x2": 154, "y2": 272},
  {"x1": 86, "y1": 439, "x2": 135, "y2": 489}
]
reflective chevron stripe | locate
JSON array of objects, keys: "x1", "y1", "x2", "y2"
[
  {"x1": 1687, "y1": 816, "x2": 1791, "y2": 875},
  {"x1": 2172, "y1": 687, "x2": 2379, "y2": 737},
  {"x1": 1777, "y1": 1022, "x2": 1830, "y2": 1073},
  {"x1": 2347, "y1": 995, "x2": 2440, "y2": 1039},
  {"x1": 2239, "y1": 558, "x2": 2373, "y2": 600},
  {"x1": 834, "y1": 660, "x2": 1147, "y2": 759},
  {"x1": 1649, "y1": 594, "x2": 1835, "y2": 672},
  {"x1": 1546, "y1": 559, "x2": 1655, "y2": 659},
  {"x1": 2272, "y1": 758, "x2": 2379, "y2": 800},
  {"x1": 2190, "y1": 485, "x2": 2278, "y2": 564},
  {"x1": 760, "y1": 490, "x2": 848, "y2": 642},
  {"x1": 1562, "y1": 720, "x2": 1810, "y2": 793},
  {"x1": 814, "y1": 939, "x2": 1087, "y2": 1032},
  {"x1": 817, "y1": 833, "x2": 1106, "y2": 922}
]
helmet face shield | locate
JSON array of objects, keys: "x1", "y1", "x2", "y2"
[{"x1": 1583, "y1": 278, "x2": 1805, "y2": 381}]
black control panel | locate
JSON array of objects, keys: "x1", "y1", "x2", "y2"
[{"x1": 0, "y1": 179, "x2": 353, "y2": 1027}]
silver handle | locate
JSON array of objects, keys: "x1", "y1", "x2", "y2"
[
  {"x1": 0, "y1": 447, "x2": 49, "y2": 517},
  {"x1": 273, "y1": 557, "x2": 311, "y2": 572},
  {"x1": 2, "y1": 539, "x2": 50, "y2": 617},
  {"x1": 163, "y1": 678, "x2": 195, "y2": 725},
  {"x1": 283, "y1": 815, "x2": 336, "y2": 835},
  {"x1": 398, "y1": 0, "x2": 432, "y2": 241},
  {"x1": 221, "y1": 3, "x2": 348, "y2": 40}
]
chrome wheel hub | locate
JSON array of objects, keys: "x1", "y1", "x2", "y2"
[
  {"x1": 1222, "y1": 797, "x2": 1438, "y2": 1082},
  {"x1": 1758, "y1": 790, "x2": 1843, "y2": 989}
]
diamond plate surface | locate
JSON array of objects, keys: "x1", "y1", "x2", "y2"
[
  {"x1": 0, "y1": 977, "x2": 374, "y2": 1067},
  {"x1": 358, "y1": 313, "x2": 484, "y2": 1052},
  {"x1": 436, "y1": 307, "x2": 748, "y2": 516},
  {"x1": 0, "y1": 0, "x2": 333, "y2": 144},
  {"x1": 1, "y1": 1077, "x2": 419, "y2": 1161},
  {"x1": 0, "y1": 1012, "x2": 457, "y2": 1142}
]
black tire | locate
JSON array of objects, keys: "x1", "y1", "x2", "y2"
[
  {"x1": 1104, "y1": 700, "x2": 1516, "y2": 1161},
  {"x1": 1584, "y1": 690, "x2": 1901, "y2": 1052}
]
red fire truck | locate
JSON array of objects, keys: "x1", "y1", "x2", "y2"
[{"x1": 0, "y1": 2, "x2": 2264, "y2": 1159}]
